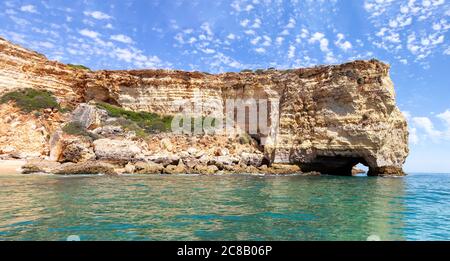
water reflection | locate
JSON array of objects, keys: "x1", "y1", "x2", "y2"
[{"x1": 0, "y1": 173, "x2": 447, "y2": 240}]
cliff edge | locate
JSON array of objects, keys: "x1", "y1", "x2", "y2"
[{"x1": 0, "y1": 37, "x2": 409, "y2": 176}]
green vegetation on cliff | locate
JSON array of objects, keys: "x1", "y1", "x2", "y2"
[
  {"x1": 62, "y1": 121, "x2": 99, "y2": 139},
  {"x1": 0, "y1": 88, "x2": 59, "y2": 112},
  {"x1": 97, "y1": 102, "x2": 173, "y2": 134},
  {"x1": 67, "y1": 64, "x2": 91, "y2": 71}
]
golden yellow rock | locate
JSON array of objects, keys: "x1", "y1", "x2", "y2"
[{"x1": 0, "y1": 37, "x2": 408, "y2": 176}]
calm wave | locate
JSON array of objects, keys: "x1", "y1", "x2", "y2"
[{"x1": 0, "y1": 173, "x2": 449, "y2": 240}]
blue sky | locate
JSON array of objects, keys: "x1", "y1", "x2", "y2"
[{"x1": 0, "y1": 0, "x2": 449, "y2": 172}]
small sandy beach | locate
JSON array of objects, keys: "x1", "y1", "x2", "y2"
[{"x1": 0, "y1": 159, "x2": 25, "y2": 175}]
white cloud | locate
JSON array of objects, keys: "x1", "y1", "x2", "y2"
[
  {"x1": 201, "y1": 22, "x2": 213, "y2": 36},
  {"x1": 244, "y1": 29, "x2": 256, "y2": 35},
  {"x1": 300, "y1": 29, "x2": 309, "y2": 39},
  {"x1": 187, "y1": 37, "x2": 197, "y2": 44},
  {"x1": 114, "y1": 47, "x2": 165, "y2": 68},
  {"x1": 8, "y1": 16, "x2": 30, "y2": 26},
  {"x1": 252, "y1": 18, "x2": 262, "y2": 28},
  {"x1": 262, "y1": 35, "x2": 272, "y2": 46},
  {"x1": 84, "y1": 11, "x2": 112, "y2": 20},
  {"x1": 288, "y1": 45, "x2": 296, "y2": 59},
  {"x1": 309, "y1": 32, "x2": 330, "y2": 52},
  {"x1": 364, "y1": 0, "x2": 449, "y2": 64},
  {"x1": 79, "y1": 29, "x2": 100, "y2": 39},
  {"x1": 20, "y1": 5, "x2": 38, "y2": 14},
  {"x1": 227, "y1": 33, "x2": 236, "y2": 40},
  {"x1": 245, "y1": 4, "x2": 254, "y2": 11},
  {"x1": 320, "y1": 39, "x2": 329, "y2": 52},
  {"x1": 201, "y1": 48, "x2": 215, "y2": 54},
  {"x1": 410, "y1": 127, "x2": 419, "y2": 144},
  {"x1": 410, "y1": 110, "x2": 450, "y2": 142},
  {"x1": 5, "y1": 9, "x2": 17, "y2": 15},
  {"x1": 280, "y1": 29, "x2": 290, "y2": 36},
  {"x1": 309, "y1": 32, "x2": 325, "y2": 43},
  {"x1": 385, "y1": 32, "x2": 401, "y2": 43},
  {"x1": 240, "y1": 19, "x2": 250, "y2": 27},
  {"x1": 210, "y1": 52, "x2": 243, "y2": 71},
  {"x1": 230, "y1": 1, "x2": 242, "y2": 12},
  {"x1": 250, "y1": 36, "x2": 261, "y2": 45},
  {"x1": 36, "y1": 41, "x2": 54, "y2": 48},
  {"x1": 413, "y1": 117, "x2": 442, "y2": 139},
  {"x1": 255, "y1": 47, "x2": 266, "y2": 53},
  {"x1": 174, "y1": 33, "x2": 184, "y2": 44},
  {"x1": 437, "y1": 110, "x2": 450, "y2": 124},
  {"x1": 335, "y1": 33, "x2": 353, "y2": 51},
  {"x1": 169, "y1": 19, "x2": 179, "y2": 30},
  {"x1": 275, "y1": 37, "x2": 284, "y2": 45},
  {"x1": 111, "y1": 34, "x2": 133, "y2": 44},
  {"x1": 437, "y1": 110, "x2": 450, "y2": 138},
  {"x1": 286, "y1": 18, "x2": 296, "y2": 28},
  {"x1": 325, "y1": 52, "x2": 337, "y2": 63},
  {"x1": 444, "y1": 46, "x2": 450, "y2": 55}
]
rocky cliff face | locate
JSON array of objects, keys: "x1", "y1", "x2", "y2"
[
  {"x1": 0, "y1": 37, "x2": 408, "y2": 176},
  {"x1": 0, "y1": 37, "x2": 81, "y2": 107}
]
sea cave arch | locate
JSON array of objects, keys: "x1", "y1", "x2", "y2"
[{"x1": 299, "y1": 155, "x2": 370, "y2": 176}]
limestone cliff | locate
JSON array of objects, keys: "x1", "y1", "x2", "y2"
[
  {"x1": 0, "y1": 37, "x2": 408, "y2": 176},
  {"x1": 0, "y1": 37, "x2": 81, "y2": 107}
]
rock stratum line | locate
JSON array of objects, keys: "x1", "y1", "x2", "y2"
[{"x1": 0, "y1": 37, "x2": 409, "y2": 176}]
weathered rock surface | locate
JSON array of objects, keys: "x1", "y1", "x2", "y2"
[
  {"x1": 58, "y1": 137, "x2": 95, "y2": 163},
  {"x1": 134, "y1": 161, "x2": 164, "y2": 174},
  {"x1": 0, "y1": 103, "x2": 55, "y2": 159},
  {"x1": 77, "y1": 61, "x2": 408, "y2": 175},
  {"x1": 240, "y1": 152, "x2": 264, "y2": 167},
  {"x1": 71, "y1": 103, "x2": 107, "y2": 129},
  {"x1": 22, "y1": 159, "x2": 61, "y2": 174},
  {"x1": 0, "y1": 37, "x2": 409, "y2": 176},
  {"x1": 0, "y1": 37, "x2": 81, "y2": 107},
  {"x1": 55, "y1": 161, "x2": 117, "y2": 175},
  {"x1": 164, "y1": 162, "x2": 187, "y2": 174},
  {"x1": 146, "y1": 154, "x2": 180, "y2": 167},
  {"x1": 93, "y1": 138, "x2": 142, "y2": 161},
  {"x1": 265, "y1": 164, "x2": 302, "y2": 175}
]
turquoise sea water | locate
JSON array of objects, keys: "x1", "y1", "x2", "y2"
[{"x1": 0, "y1": 173, "x2": 449, "y2": 241}]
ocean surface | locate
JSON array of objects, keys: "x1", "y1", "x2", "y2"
[{"x1": 0, "y1": 173, "x2": 449, "y2": 241}]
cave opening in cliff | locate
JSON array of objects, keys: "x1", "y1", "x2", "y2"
[
  {"x1": 354, "y1": 163, "x2": 369, "y2": 175},
  {"x1": 302, "y1": 156, "x2": 369, "y2": 176}
]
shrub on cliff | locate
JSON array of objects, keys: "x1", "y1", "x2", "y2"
[
  {"x1": 63, "y1": 121, "x2": 99, "y2": 139},
  {"x1": 111, "y1": 117, "x2": 147, "y2": 138},
  {"x1": 67, "y1": 64, "x2": 91, "y2": 71},
  {"x1": 97, "y1": 102, "x2": 172, "y2": 134},
  {"x1": 238, "y1": 133, "x2": 252, "y2": 145},
  {"x1": 0, "y1": 88, "x2": 60, "y2": 112}
]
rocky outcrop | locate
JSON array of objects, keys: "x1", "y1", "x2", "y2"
[
  {"x1": 55, "y1": 161, "x2": 117, "y2": 175},
  {"x1": 0, "y1": 37, "x2": 81, "y2": 107},
  {"x1": 71, "y1": 103, "x2": 108, "y2": 129},
  {"x1": 134, "y1": 161, "x2": 164, "y2": 174},
  {"x1": 80, "y1": 61, "x2": 408, "y2": 176},
  {"x1": 22, "y1": 159, "x2": 61, "y2": 174},
  {"x1": 58, "y1": 137, "x2": 95, "y2": 163},
  {"x1": 0, "y1": 37, "x2": 409, "y2": 176},
  {"x1": 93, "y1": 138, "x2": 142, "y2": 162},
  {"x1": 0, "y1": 103, "x2": 63, "y2": 159}
]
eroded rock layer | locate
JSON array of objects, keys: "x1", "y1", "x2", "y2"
[
  {"x1": 0, "y1": 37, "x2": 81, "y2": 107},
  {"x1": 0, "y1": 37, "x2": 409, "y2": 175}
]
